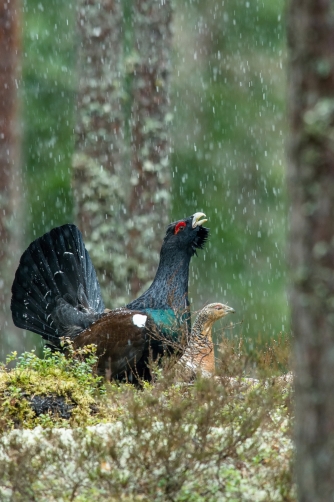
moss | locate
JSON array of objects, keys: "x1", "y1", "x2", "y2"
[{"x1": 0, "y1": 344, "x2": 108, "y2": 431}]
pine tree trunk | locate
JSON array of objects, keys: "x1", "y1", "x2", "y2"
[
  {"x1": 0, "y1": 0, "x2": 22, "y2": 352},
  {"x1": 73, "y1": 0, "x2": 128, "y2": 306},
  {"x1": 287, "y1": 1, "x2": 334, "y2": 499},
  {"x1": 128, "y1": 0, "x2": 172, "y2": 296},
  {"x1": 73, "y1": 0, "x2": 172, "y2": 307}
]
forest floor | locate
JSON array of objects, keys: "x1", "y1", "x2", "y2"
[{"x1": 0, "y1": 337, "x2": 294, "y2": 502}]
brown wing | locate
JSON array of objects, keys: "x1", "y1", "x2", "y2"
[{"x1": 73, "y1": 308, "x2": 156, "y2": 379}]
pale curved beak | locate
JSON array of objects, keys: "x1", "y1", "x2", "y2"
[{"x1": 192, "y1": 212, "x2": 208, "y2": 228}]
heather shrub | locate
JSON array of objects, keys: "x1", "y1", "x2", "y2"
[{"x1": 0, "y1": 333, "x2": 294, "y2": 501}]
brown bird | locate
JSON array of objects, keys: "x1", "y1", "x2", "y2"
[{"x1": 178, "y1": 303, "x2": 235, "y2": 378}]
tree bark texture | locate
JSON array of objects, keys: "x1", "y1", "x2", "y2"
[
  {"x1": 0, "y1": 0, "x2": 22, "y2": 351},
  {"x1": 287, "y1": 1, "x2": 334, "y2": 500},
  {"x1": 73, "y1": 0, "x2": 172, "y2": 307},
  {"x1": 73, "y1": 0, "x2": 128, "y2": 305},
  {"x1": 128, "y1": 0, "x2": 172, "y2": 296}
]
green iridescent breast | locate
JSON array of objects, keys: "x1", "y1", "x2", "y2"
[{"x1": 143, "y1": 308, "x2": 189, "y2": 341}]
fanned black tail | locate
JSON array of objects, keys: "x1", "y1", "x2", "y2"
[{"x1": 11, "y1": 224, "x2": 105, "y2": 347}]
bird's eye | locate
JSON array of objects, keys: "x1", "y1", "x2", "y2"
[
  {"x1": 174, "y1": 222, "x2": 186, "y2": 235},
  {"x1": 214, "y1": 305, "x2": 223, "y2": 310}
]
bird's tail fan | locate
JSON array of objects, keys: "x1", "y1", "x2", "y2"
[{"x1": 11, "y1": 224, "x2": 105, "y2": 346}]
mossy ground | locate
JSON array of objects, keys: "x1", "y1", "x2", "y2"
[
  {"x1": 0, "y1": 343, "x2": 108, "y2": 430},
  {"x1": 0, "y1": 335, "x2": 294, "y2": 501}
]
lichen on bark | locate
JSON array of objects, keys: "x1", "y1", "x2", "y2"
[
  {"x1": 73, "y1": 0, "x2": 172, "y2": 306},
  {"x1": 127, "y1": 0, "x2": 172, "y2": 296},
  {"x1": 73, "y1": 0, "x2": 128, "y2": 306}
]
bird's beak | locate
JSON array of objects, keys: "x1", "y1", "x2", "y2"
[
  {"x1": 226, "y1": 306, "x2": 235, "y2": 314},
  {"x1": 192, "y1": 212, "x2": 207, "y2": 228}
]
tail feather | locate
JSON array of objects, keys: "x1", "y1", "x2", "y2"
[
  {"x1": 12, "y1": 282, "x2": 52, "y2": 321},
  {"x1": 11, "y1": 285, "x2": 56, "y2": 337},
  {"x1": 11, "y1": 265, "x2": 57, "y2": 329},
  {"x1": 11, "y1": 224, "x2": 105, "y2": 345},
  {"x1": 18, "y1": 243, "x2": 61, "y2": 302},
  {"x1": 57, "y1": 226, "x2": 104, "y2": 311}
]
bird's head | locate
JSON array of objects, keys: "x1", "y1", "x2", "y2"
[
  {"x1": 202, "y1": 303, "x2": 235, "y2": 323},
  {"x1": 162, "y1": 212, "x2": 209, "y2": 256},
  {"x1": 191, "y1": 302, "x2": 235, "y2": 342}
]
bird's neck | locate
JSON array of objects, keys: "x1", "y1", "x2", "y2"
[
  {"x1": 127, "y1": 251, "x2": 191, "y2": 312},
  {"x1": 182, "y1": 318, "x2": 215, "y2": 375},
  {"x1": 192, "y1": 318, "x2": 213, "y2": 340}
]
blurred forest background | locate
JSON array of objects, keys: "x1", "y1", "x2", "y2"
[{"x1": 0, "y1": 0, "x2": 286, "y2": 357}]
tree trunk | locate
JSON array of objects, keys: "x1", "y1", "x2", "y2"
[
  {"x1": 128, "y1": 0, "x2": 172, "y2": 296},
  {"x1": 73, "y1": 0, "x2": 128, "y2": 306},
  {"x1": 73, "y1": 0, "x2": 172, "y2": 307},
  {"x1": 0, "y1": 0, "x2": 22, "y2": 353},
  {"x1": 287, "y1": 1, "x2": 334, "y2": 500}
]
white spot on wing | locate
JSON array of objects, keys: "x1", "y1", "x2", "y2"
[{"x1": 132, "y1": 314, "x2": 147, "y2": 328}]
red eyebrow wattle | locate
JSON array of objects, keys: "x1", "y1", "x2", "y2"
[{"x1": 175, "y1": 221, "x2": 186, "y2": 234}]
